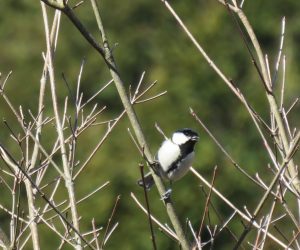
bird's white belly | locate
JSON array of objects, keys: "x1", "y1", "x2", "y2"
[
  {"x1": 157, "y1": 139, "x2": 195, "y2": 181},
  {"x1": 168, "y1": 152, "x2": 194, "y2": 181}
]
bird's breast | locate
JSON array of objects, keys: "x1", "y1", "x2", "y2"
[
  {"x1": 157, "y1": 140, "x2": 195, "y2": 181},
  {"x1": 157, "y1": 140, "x2": 180, "y2": 172},
  {"x1": 167, "y1": 152, "x2": 195, "y2": 181}
]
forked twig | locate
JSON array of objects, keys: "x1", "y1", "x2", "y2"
[
  {"x1": 190, "y1": 167, "x2": 290, "y2": 249},
  {"x1": 0, "y1": 144, "x2": 95, "y2": 250}
]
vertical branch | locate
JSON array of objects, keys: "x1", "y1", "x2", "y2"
[
  {"x1": 14, "y1": 9, "x2": 63, "y2": 250},
  {"x1": 38, "y1": 0, "x2": 192, "y2": 248},
  {"x1": 234, "y1": 7, "x2": 300, "y2": 193},
  {"x1": 88, "y1": 1, "x2": 190, "y2": 248},
  {"x1": 41, "y1": 3, "x2": 82, "y2": 249},
  {"x1": 30, "y1": 8, "x2": 61, "y2": 174},
  {"x1": 23, "y1": 177, "x2": 40, "y2": 250}
]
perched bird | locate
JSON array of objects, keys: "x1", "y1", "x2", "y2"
[{"x1": 137, "y1": 128, "x2": 199, "y2": 191}]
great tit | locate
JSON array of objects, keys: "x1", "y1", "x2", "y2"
[{"x1": 138, "y1": 128, "x2": 199, "y2": 190}]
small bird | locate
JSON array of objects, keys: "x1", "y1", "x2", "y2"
[{"x1": 137, "y1": 128, "x2": 199, "y2": 191}]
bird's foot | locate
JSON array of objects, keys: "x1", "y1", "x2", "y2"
[
  {"x1": 161, "y1": 188, "x2": 172, "y2": 201},
  {"x1": 150, "y1": 161, "x2": 160, "y2": 176}
]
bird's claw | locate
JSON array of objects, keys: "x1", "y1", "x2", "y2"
[
  {"x1": 161, "y1": 188, "x2": 172, "y2": 201},
  {"x1": 150, "y1": 161, "x2": 160, "y2": 176}
]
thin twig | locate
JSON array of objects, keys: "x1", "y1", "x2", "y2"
[
  {"x1": 273, "y1": 17, "x2": 286, "y2": 89},
  {"x1": 139, "y1": 164, "x2": 157, "y2": 250},
  {"x1": 100, "y1": 195, "x2": 120, "y2": 249},
  {"x1": 190, "y1": 167, "x2": 290, "y2": 249},
  {"x1": 0, "y1": 144, "x2": 95, "y2": 250},
  {"x1": 41, "y1": 1, "x2": 190, "y2": 247},
  {"x1": 92, "y1": 219, "x2": 100, "y2": 250},
  {"x1": 190, "y1": 108, "x2": 275, "y2": 191},
  {"x1": 198, "y1": 166, "x2": 218, "y2": 240},
  {"x1": 42, "y1": 4, "x2": 82, "y2": 248},
  {"x1": 74, "y1": 110, "x2": 125, "y2": 179},
  {"x1": 233, "y1": 131, "x2": 300, "y2": 249},
  {"x1": 130, "y1": 192, "x2": 179, "y2": 241}
]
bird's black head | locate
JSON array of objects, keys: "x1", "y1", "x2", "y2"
[
  {"x1": 171, "y1": 128, "x2": 199, "y2": 156},
  {"x1": 172, "y1": 128, "x2": 199, "y2": 145}
]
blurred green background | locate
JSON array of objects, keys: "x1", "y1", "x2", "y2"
[{"x1": 1, "y1": 0, "x2": 300, "y2": 249}]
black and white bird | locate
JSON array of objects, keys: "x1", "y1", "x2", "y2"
[{"x1": 138, "y1": 128, "x2": 199, "y2": 190}]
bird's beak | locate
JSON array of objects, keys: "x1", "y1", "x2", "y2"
[{"x1": 191, "y1": 135, "x2": 199, "y2": 141}]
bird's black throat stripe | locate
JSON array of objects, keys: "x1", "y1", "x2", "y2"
[{"x1": 166, "y1": 140, "x2": 196, "y2": 174}]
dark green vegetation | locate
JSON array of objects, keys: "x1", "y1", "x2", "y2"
[{"x1": 1, "y1": 1, "x2": 300, "y2": 249}]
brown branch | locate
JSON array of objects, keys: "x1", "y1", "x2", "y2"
[
  {"x1": 40, "y1": 0, "x2": 191, "y2": 248},
  {"x1": 139, "y1": 164, "x2": 157, "y2": 250},
  {"x1": 0, "y1": 144, "x2": 95, "y2": 250}
]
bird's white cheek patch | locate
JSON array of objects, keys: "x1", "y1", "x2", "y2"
[
  {"x1": 157, "y1": 140, "x2": 180, "y2": 172},
  {"x1": 172, "y1": 132, "x2": 189, "y2": 145}
]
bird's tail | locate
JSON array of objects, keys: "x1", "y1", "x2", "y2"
[{"x1": 137, "y1": 172, "x2": 155, "y2": 190}]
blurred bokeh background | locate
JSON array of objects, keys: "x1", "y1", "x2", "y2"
[{"x1": 1, "y1": 0, "x2": 300, "y2": 249}]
